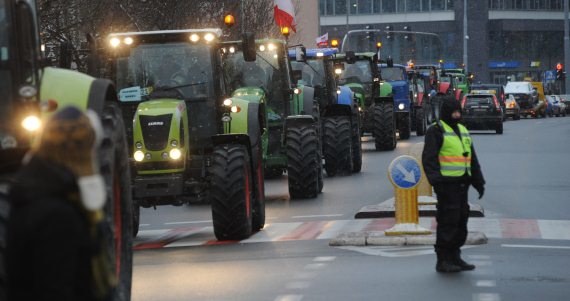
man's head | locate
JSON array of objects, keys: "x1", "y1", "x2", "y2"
[{"x1": 440, "y1": 96, "x2": 462, "y2": 126}]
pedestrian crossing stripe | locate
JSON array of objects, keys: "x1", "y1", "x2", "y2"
[{"x1": 133, "y1": 217, "x2": 570, "y2": 250}]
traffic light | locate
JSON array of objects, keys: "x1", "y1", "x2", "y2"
[
  {"x1": 404, "y1": 25, "x2": 412, "y2": 41},
  {"x1": 385, "y1": 25, "x2": 393, "y2": 40},
  {"x1": 556, "y1": 63, "x2": 565, "y2": 80}
]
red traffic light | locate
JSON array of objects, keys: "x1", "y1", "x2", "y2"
[{"x1": 556, "y1": 63, "x2": 563, "y2": 71}]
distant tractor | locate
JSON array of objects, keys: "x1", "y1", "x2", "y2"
[
  {"x1": 378, "y1": 62, "x2": 412, "y2": 139},
  {"x1": 331, "y1": 52, "x2": 397, "y2": 151},
  {"x1": 104, "y1": 29, "x2": 266, "y2": 240},
  {"x1": 289, "y1": 47, "x2": 362, "y2": 175},
  {"x1": 221, "y1": 39, "x2": 323, "y2": 198}
]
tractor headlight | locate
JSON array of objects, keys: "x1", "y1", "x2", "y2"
[
  {"x1": 229, "y1": 46, "x2": 236, "y2": 53},
  {"x1": 231, "y1": 105, "x2": 241, "y2": 113},
  {"x1": 398, "y1": 103, "x2": 405, "y2": 110},
  {"x1": 268, "y1": 43, "x2": 276, "y2": 51},
  {"x1": 134, "y1": 151, "x2": 145, "y2": 162},
  {"x1": 293, "y1": 88, "x2": 300, "y2": 95},
  {"x1": 335, "y1": 68, "x2": 342, "y2": 75},
  {"x1": 21, "y1": 115, "x2": 41, "y2": 132},
  {"x1": 336, "y1": 89, "x2": 341, "y2": 95},
  {"x1": 223, "y1": 98, "x2": 233, "y2": 107},
  {"x1": 259, "y1": 45, "x2": 266, "y2": 52},
  {"x1": 110, "y1": 37, "x2": 121, "y2": 48},
  {"x1": 204, "y1": 33, "x2": 215, "y2": 42},
  {"x1": 124, "y1": 37, "x2": 134, "y2": 45},
  {"x1": 169, "y1": 148, "x2": 182, "y2": 160},
  {"x1": 190, "y1": 34, "x2": 200, "y2": 42},
  {"x1": 171, "y1": 140, "x2": 178, "y2": 147},
  {"x1": 135, "y1": 142, "x2": 143, "y2": 149}
]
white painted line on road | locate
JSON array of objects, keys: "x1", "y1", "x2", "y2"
[
  {"x1": 139, "y1": 224, "x2": 150, "y2": 227},
  {"x1": 501, "y1": 244, "x2": 570, "y2": 250},
  {"x1": 274, "y1": 295, "x2": 303, "y2": 301},
  {"x1": 313, "y1": 256, "x2": 336, "y2": 262},
  {"x1": 292, "y1": 214, "x2": 344, "y2": 219},
  {"x1": 304, "y1": 263, "x2": 326, "y2": 270},
  {"x1": 475, "y1": 280, "x2": 496, "y2": 287},
  {"x1": 538, "y1": 220, "x2": 570, "y2": 240},
  {"x1": 164, "y1": 220, "x2": 211, "y2": 225},
  {"x1": 473, "y1": 293, "x2": 501, "y2": 301}
]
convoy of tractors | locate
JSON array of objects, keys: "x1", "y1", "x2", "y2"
[{"x1": 0, "y1": 2, "x2": 465, "y2": 298}]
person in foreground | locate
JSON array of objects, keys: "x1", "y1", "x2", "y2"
[
  {"x1": 6, "y1": 106, "x2": 116, "y2": 300},
  {"x1": 422, "y1": 96, "x2": 486, "y2": 273}
]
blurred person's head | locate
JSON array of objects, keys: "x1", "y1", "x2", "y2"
[{"x1": 440, "y1": 97, "x2": 462, "y2": 127}]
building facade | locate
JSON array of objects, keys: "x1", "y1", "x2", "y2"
[{"x1": 319, "y1": 0, "x2": 565, "y2": 85}]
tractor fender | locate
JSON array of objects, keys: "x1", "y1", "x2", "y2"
[
  {"x1": 292, "y1": 85, "x2": 316, "y2": 116},
  {"x1": 87, "y1": 78, "x2": 118, "y2": 115},
  {"x1": 40, "y1": 67, "x2": 94, "y2": 115},
  {"x1": 379, "y1": 82, "x2": 393, "y2": 97},
  {"x1": 220, "y1": 99, "x2": 263, "y2": 152}
]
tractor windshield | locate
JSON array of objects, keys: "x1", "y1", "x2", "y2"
[
  {"x1": 381, "y1": 67, "x2": 406, "y2": 81},
  {"x1": 115, "y1": 43, "x2": 214, "y2": 102},
  {"x1": 290, "y1": 60, "x2": 325, "y2": 87},
  {"x1": 222, "y1": 46, "x2": 281, "y2": 92}
]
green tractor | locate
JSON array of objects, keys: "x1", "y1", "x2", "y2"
[
  {"x1": 221, "y1": 39, "x2": 323, "y2": 198},
  {"x1": 331, "y1": 52, "x2": 396, "y2": 151},
  {"x1": 288, "y1": 47, "x2": 362, "y2": 176},
  {"x1": 0, "y1": 0, "x2": 133, "y2": 299},
  {"x1": 105, "y1": 29, "x2": 266, "y2": 240}
]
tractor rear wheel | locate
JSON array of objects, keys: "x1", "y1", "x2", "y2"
[
  {"x1": 415, "y1": 108, "x2": 427, "y2": 136},
  {"x1": 211, "y1": 144, "x2": 253, "y2": 240},
  {"x1": 372, "y1": 102, "x2": 397, "y2": 151},
  {"x1": 323, "y1": 116, "x2": 353, "y2": 176},
  {"x1": 286, "y1": 125, "x2": 320, "y2": 199},
  {"x1": 351, "y1": 114, "x2": 363, "y2": 173},
  {"x1": 100, "y1": 102, "x2": 133, "y2": 301}
]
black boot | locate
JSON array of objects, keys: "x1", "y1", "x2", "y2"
[
  {"x1": 435, "y1": 252, "x2": 462, "y2": 273},
  {"x1": 453, "y1": 250, "x2": 475, "y2": 271}
]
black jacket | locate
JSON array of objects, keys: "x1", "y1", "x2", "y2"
[
  {"x1": 422, "y1": 122, "x2": 485, "y2": 187},
  {"x1": 6, "y1": 156, "x2": 96, "y2": 301}
]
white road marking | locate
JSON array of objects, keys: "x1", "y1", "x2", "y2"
[
  {"x1": 274, "y1": 295, "x2": 303, "y2": 301},
  {"x1": 139, "y1": 224, "x2": 150, "y2": 227},
  {"x1": 538, "y1": 220, "x2": 570, "y2": 240},
  {"x1": 292, "y1": 214, "x2": 344, "y2": 219},
  {"x1": 304, "y1": 263, "x2": 326, "y2": 270},
  {"x1": 164, "y1": 220, "x2": 211, "y2": 225},
  {"x1": 501, "y1": 244, "x2": 570, "y2": 250},
  {"x1": 475, "y1": 280, "x2": 496, "y2": 287},
  {"x1": 314, "y1": 256, "x2": 336, "y2": 262},
  {"x1": 473, "y1": 293, "x2": 501, "y2": 301}
]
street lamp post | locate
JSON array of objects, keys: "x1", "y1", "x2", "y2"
[{"x1": 463, "y1": 0, "x2": 468, "y2": 74}]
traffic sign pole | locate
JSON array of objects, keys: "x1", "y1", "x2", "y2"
[{"x1": 385, "y1": 155, "x2": 431, "y2": 236}]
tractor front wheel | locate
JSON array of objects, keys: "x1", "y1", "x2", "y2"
[
  {"x1": 323, "y1": 116, "x2": 353, "y2": 176},
  {"x1": 372, "y1": 102, "x2": 397, "y2": 151},
  {"x1": 286, "y1": 125, "x2": 321, "y2": 199}
]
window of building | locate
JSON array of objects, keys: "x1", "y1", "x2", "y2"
[
  {"x1": 350, "y1": 0, "x2": 358, "y2": 14},
  {"x1": 326, "y1": 0, "x2": 335, "y2": 15},
  {"x1": 422, "y1": 0, "x2": 430, "y2": 11},
  {"x1": 382, "y1": 0, "x2": 396, "y2": 13},
  {"x1": 406, "y1": 0, "x2": 421, "y2": 11},
  {"x1": 447, "y1": 0, "x2": 454, "y2": 9},
  {"x1": 373, "y1": 0, "x2": 381, "y2": 13},
  {"x1": 336, "y1": 0, "x2": 348, "y2": 14},
  {"x1": 358, "y1": 0, "x2": 373, "y2": 13},
  {"x1": 320, "y1": 0, "x2": 326, "y2": 15},
  {"x1": 431, "y1": 0, "x2": 445, "y2": 10},
  {"x1": 397, "y1": 0, "x2": 405, "y2": 12}
]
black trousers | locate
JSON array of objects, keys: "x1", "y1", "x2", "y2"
[{"x1": 433, "y1": 181, "x2": 470, "y2": 259}]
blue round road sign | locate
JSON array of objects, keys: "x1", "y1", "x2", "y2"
[{"x1": 388, "y1": 155, "x2": 422, "y2": 189}]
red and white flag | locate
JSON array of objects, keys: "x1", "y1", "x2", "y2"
[
  {"x1": 316, "y1": 33, "x2": 329, "y2": 47},
  {"x1": 274, "y1": 0, "x2": 297, "y2": 32}
]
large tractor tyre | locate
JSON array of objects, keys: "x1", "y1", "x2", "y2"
[
  {"x1": 99, "y1": 103, "x2": 133, "y2": 301},
  {"x1": 372, "y1": 102, "x2": 397, "y2": 151},
  {"x1": 286, "y1": 125, "x2": 321, "y2": 199},
  {"x1": 351, "y1": 116, "x2": 363, "y2": 173},
  {"x1": 415, "y1": 108, "x2": 427, "y2": 136},
  {"x1": 398, "y1": 112, "x2": 412, "y2": 140},
  {"x1": 210, "y1": 144, "x2": 253, "y2": 240},
  {"x1": 323, "y1": 116, "x2": 353, "y2": 177},
  {"x1": 313, "y1": 101, "x2": 324, "y2": 193},
  {"x1": 251, "y1": 145, "x2": 265, "y2": 232}
]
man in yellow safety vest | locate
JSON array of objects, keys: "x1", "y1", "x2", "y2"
[{"x1": 422, "y1": 96, "x2": 486, "y2": 273}]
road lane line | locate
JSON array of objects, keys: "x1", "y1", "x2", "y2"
[
  {"x1": 501, "y1": 244, "x2": 570, "y2": 250},
  {"x1": 475, "y1": 280, "x2": 496, "y2": 287},
  {"x1": 291, "y1": 214, "x2": 344, "y2": 219},
  {"x1": 473, "y1": 293, "x2": 501, "y2": 301}
]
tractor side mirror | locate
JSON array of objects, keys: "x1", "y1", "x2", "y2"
[
  {"x1": 242, "y1": 32, "x2": 256, "y2": 62},
  {"x1": 345, "y1": 51, "x2": 356, "y2": 64}
]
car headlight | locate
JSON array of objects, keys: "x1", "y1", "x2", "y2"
[{"x1": 169, "y1": 148, "x2": 182, "y2": 160}]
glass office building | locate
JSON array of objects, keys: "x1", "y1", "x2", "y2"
[{"x1": 319, "y1": 0, "x2": 565, "y2": 85}]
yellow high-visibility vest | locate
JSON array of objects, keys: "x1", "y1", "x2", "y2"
[{"x1": 437, "y1": 120, "x2": 472, "y2": 177}]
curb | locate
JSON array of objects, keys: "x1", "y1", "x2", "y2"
[
  {"x1": 329, "y1": 231, "x2": 488, "y2": 246},
  {"x1": 355, "y1": 197, "x2": 485, "y2": 219}
]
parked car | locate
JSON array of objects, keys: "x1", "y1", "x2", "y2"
[
  {"x1": 504, "y1": 94, "x2": 521, "y2": 120},
  {"x1": 546, "y1": 95, "x2": 566, "y2": 117},
  {"x1": 550, "y1": 95, "x2": 567, "y2": 115},
  {"x1": 461, "y1": 93, "x2": 503, "y2": 134},
  {"x1": 470, "y1": 83, "x2": 506, "y2": 118}
]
